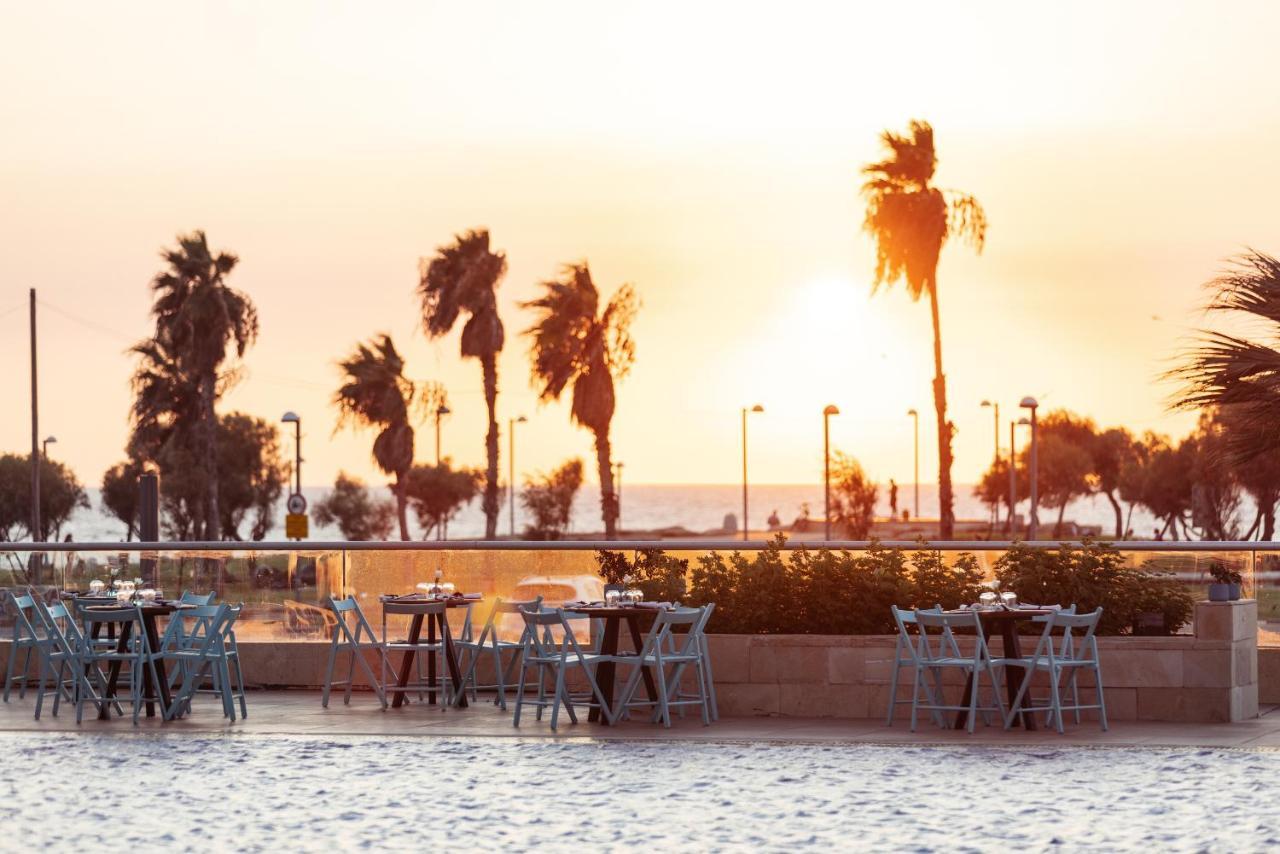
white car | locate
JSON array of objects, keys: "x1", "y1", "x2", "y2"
[{"x1": 498, "y1": 574, "x2": 605, "y2": 641}]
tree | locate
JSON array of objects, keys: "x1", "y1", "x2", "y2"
[
  {"x1": 149, "y1": 413, "x2": 286, "y2": 540},
  {"x1": 333, "y1": 335, "x2": 418, "y2": 540},
  {"x1": 973, "y1": 456, "x2": 1028, "y2": 532},
  {"x1": 1092, "y1": 427, "x2": 1137, "y2": 539},
  {"x1": 0, "y1": 454, "x2": 88, "y2": 543},
  {"x1": 101, "y1": 459, "x2": 146, "y2": 540},
  {"x1": 1216, "y1": 405, "x2": 1280, "y2": 539},
  {"x1": 314, "y1": 472, "x2": 396, "y2": 541},
  {"x1": 404, "y1": 462, "x2": 482, "y2": 540},
  {"x1": 1119, "y1": 432, "x2": 1194, "y2": 540},
  {"x1": 828, "y1": 451, "x2": 878, "y2": 538},
  {"x1": 861, "y1": 120, "x2": 986, "y2": 538},
  {"x1": 1185, "y1": 411, "x2": 1242, "y2": 540},
  {"x1": 1029, "y1": 430, "x2": 1094, "y2": 538},
  {"x1": 521, "y1": 458, "x2": 585, "y2": 539},
  {"x1": 132, "y1": 231, "x2": 257, "y2": 541},
  {"x1": 522, "y1": 263, "x2": 638, "y2": 539},
  {"x1": 418, "y1": 229, "x2": 507, "y2": 538}
]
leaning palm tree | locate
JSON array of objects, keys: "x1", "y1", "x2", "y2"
[
  {"x1": 418, "y1": 230, "x2": 507, "y2": 538},
  {"x1": 135, "y1": 231, "x2": 257, "y2": 540},
  {"x1": 522, "y1": 263, "x2": 637, "y2": 539},
  {"x1": 333, "y1": 335, "x2": 417, "y2": 540},
  {"x1": 1168, "y1": 250, "x2": 1280, "y2": 539},
  {"x1": 861, "y1": 120, "x2": 986, "y2": 538}
]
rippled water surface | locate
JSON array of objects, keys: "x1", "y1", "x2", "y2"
[{"x1": 3, "y1": 735, "x2": 1279, "y2": 852}]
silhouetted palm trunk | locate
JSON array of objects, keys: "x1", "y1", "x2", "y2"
[
  {"x1": 594, "y1": 427, "x2": 617, "y2": 539},
  {"x1": 1105, "y1": 490, "x2": 1123, "y2": 539},
  {"x1": 481, "y1": 353, "x2": 500, "y2": 539},
  {"x1": 393, "y1": 473, "x2": 409, "y2": 541},
  {"x1": 198, "y1": 373, "x2": 221, "y2": 541},
  {"x1": 927, "y1": 283, "x2": 954, "y2": 538}
]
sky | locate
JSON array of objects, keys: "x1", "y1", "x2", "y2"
[{"x1": 2, "y1": 0, "x2": 1279, "y2": 495}]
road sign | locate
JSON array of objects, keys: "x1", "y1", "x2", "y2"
[
  {"x1": 287, "y1": 493, "x2": 308, "y2": 514},
  {"x1": 286, "y1": 513, "x2": 309, "y2": 539}
]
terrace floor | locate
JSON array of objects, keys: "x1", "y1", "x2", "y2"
[{"x1": 4, "y1": 690, "x2": 1280, "y2": 749}]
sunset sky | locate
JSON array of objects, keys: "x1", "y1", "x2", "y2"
[{"x1": 3, "y1": 1, "x2": 1279, "y2": 496}]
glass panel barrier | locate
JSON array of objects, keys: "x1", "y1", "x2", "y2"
[{"x1": 0, "y1": 543, "x2": 1273, "y2": 643}]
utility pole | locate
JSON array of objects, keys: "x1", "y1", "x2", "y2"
[{"x1": 30, "y1": 289, "x2": 41, "y2": 543}]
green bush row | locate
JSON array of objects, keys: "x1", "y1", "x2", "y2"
[{"x1": 595, "y1": 537, "x2": 1195, "y2": 636}]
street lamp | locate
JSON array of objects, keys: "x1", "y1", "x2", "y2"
[
  {"x1": 280, "y1": 412, "x2": 302, "y2": 497},
  {"x1": 906, "y1": 408, "x2": 919, "y2": 519},
  {"x1": 823, "y1": 405, "x2": 839, "y2": 540},
  {"x1": 1020, "y1": 397, "x2": 1039, "y2": 539},
  {"x1": 434, "y1": 405, "x2": 451, "y2": 466},
  {"x1": 509, "y1": 415, "x2": 527, "y2": 537},
  {"x1": 741, "y1": 404, "x2": 764, "y2": 541},
  {"x1": 980, "y1": 400, "x2": 999, "y2": 526},
  {"x1": 41, "y1": 435, "x2": 56, "y2": 458}
]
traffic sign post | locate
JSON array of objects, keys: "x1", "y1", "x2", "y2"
[{"x1": 286, "y1": 493, "x2": 308, "y2": 540}]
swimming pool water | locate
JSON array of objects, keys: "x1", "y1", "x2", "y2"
[{"x1": 3, "y1": 734, "x2": 1278, "y2": 852}]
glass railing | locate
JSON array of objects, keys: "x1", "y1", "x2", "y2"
[{"x1": 0, "y1": 540, "x2": 1272, "y2": 644}]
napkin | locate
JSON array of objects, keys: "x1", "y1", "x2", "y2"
[{"x1": 633, "y1": 601, "x2": 673, "y2": 609}]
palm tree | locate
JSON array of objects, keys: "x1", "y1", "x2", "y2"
[
  {"x1": 1169, "y1": 250, "x2": 1280, "y2": 539},
  {"x1": 135, "y1": 231, "x2": 257, "y2": 540},
  {"x1": 522, "y1": 263, "x2": 637, "y2": 539},
  {"x1": 861, "y1": 120, "x2": 986, "y2": 539},
  {"x1": 418, "y1": 230, "x2": 507, "y2": 538},
  {"x1": 334, "y1": 335, "x2": 417, "y2": 540}
]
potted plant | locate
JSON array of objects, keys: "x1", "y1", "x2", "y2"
[{"x1": 1207, "y1": 561, "x2": 1243, "y2": 602}]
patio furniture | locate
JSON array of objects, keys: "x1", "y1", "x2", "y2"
[
  {"x1": 614, "y1": 605, "x2": 714, "y2": 727},
  {"x1": 558, "y1": 603, "x2": 661, "y2": 723},
  {"x1": 166, "y1": 604, "x2": 247, "y2": 721},
  {"x1": 951, "y1": 608, "x2": 1055, "y2": 731},
  {"x1": 29, "y1": 598, "x2": 109, "y2": 722},
  {"x1": 456, "y1": 596, "x2": 543, "y2": 710},
  {"x1": 382, "y1": 598, "x2": 468, "y2": 709},
  {"x1": 912, "y1": 610, "x2": 1009, "y2": 734},
  {"x1": 513, "y1": 608, "x2": 615, "y2": 731},
  {"x1": 322, "y1": 596, "x2": 391, "y2": 709},
  {"x1": 886, "y1": 605, "x2": 948, "y2": 727},
  {"x1": 1003, "y1": 608, "x2": 1108, "y2": 733},
  {"x1": 3, "y1": 592, "x2": 45, "y2": 703},
  {"x1": 80, "y1": 603, "x2": 169, "y2": 724}
]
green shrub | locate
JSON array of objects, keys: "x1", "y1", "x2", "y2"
[
  {"x1": 595, "y1": 548, "x2": 690, "y2": 604},
  {"x1": 994, "y1": 541, "x2": 1194, "y2": 635}
]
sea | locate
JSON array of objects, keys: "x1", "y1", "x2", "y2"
[{"x1": 60, "y1": 483, "x2": 1167, "y2": 542}]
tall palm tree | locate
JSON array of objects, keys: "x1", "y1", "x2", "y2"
[
  {"x1": 418, "y1": 230, "x2": 507, "y2": 538},
  {"x1": 861, "y1": 120, "x2": 987, "y2": 539},
  {"x1": 135, "y1": 231, "x2": 257, "y2": 540},
  {"x1": 334, "y1": 335, "x2": 417, "y2": 540},
  {"x1": 1169, "y1": 250, "x2": 1280, "y2": 539},
  {"x1": 522, "y1": 263, "x2": 637, "y2": 539}
]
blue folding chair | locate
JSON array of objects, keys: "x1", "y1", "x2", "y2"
[
  {"x1": 166, "y1": 604, "x2": 247, "y2": 721},
  {"x1": 322, "y1": 596, "x2": 391, "y2": 709}
]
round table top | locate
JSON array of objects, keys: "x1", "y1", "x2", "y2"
[
  {"x1": 562, "y1": 603, "x2": 674, "y2": 617},
  {"x1": 944, "y1": 607, "x2": 1055, "y2": 622}
]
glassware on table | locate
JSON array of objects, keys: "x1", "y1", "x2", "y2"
[
  {"x1": 139, "y1": 588, "x2": 158, "y2": 603},
  {"x1": 978, "y1": 591, "x2": 998, "y2": 610},
  {"x1": 88, "y1": 579, "x2": 105, "y2": 595},
  {"x1": 625, "y1": 587, "x2": 643, "y2": 604},
  {"x1": 1000, "y1": 591, "x2": 1019, "y2": 609},
  {"x1": 115, "y1": 588, "x2": 133, "y2": 604},
  {"x1": 440, "y1": 581, "x2": 456, "y2": 597},
  {"x1": 604, "y1": 590, "x2": 621, "y2": 606}
]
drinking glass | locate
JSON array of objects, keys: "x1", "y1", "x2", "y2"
[
  {"x1": 1000, "y1": 591, "x2": 1018, "y2": 609},
  {"x1": 140, "y1": 589, "x2": 158, "y2": 603},
  {"x1": 978, "y1": 591, "x2": 998, "y2": 610},
  {"x1": 115, "y1": 589, "x2": 133, "y2": 604},
  {"x1": 605, "y1": 590, "x2": 620, "y2": 606},
  {"x1": 88, "y1": 579, "x2": 105, "y2": 595},
  {"x1": 626, "y1": 587, "x2": 643, "y2": 604},
  {"x1": 441, "y1": 582, "x2": 456, "y2": 597}
]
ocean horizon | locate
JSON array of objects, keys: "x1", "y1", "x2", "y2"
[{"x1": 57, "y1": 482, "x2": 1172, "y2": 543}]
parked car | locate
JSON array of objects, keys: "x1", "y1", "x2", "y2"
[{"x1": 498, "y1": 574, "x2": 604, "y2": 641}]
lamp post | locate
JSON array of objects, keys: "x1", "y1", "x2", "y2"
[
  {"x1": 741, "y1": 404, "x2": 764, "y2": 541},
  {"x1": 434, "y1": 405, "x2": 451, "y2": 466},
  {"x1": 1020, "y1": 397, "x2": 1039, "y2": 539},
  {"x1": 509, "y1": 415, "x2": 526, "y2": 537},
  {"x1": 1009, "y1": 419, "x2": 1023, "y2": 534},
  {"x1": 612, "y1": 461, "x2": 624, "y2": 533},
  {"x1": 823, "y1": 405, "x2": 839, "y2": 540},
  {"x1": 980, "y1": 400, "x2": 999, "y2": 526},
  {"x1": 906, "y1": 408, "x2": 919, "y2": 519},
  {"x1": 280, "y1": 412, "x2": 302, "y2": 497},
  {"x1": 42, "y1": 435, "x2": 56, "y2": 459}
]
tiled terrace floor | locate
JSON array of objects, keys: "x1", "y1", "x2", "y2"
[{"x1": 4, "y1": 690, "x2": 1280, "y2": 749}]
